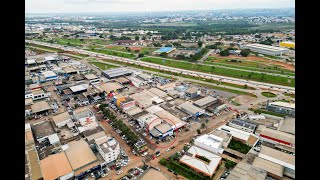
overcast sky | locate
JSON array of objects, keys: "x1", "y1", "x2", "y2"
[{"x1": 26, "y1": 0, "x2": 295, "y2": 14}]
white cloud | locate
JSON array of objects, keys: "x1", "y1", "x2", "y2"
[{"x1": 25, "y1": 0, "x2": 295, "y2": 13}]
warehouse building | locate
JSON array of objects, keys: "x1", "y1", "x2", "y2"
[
  {"x1": 252, "y1": 157, "x2": 284, "y2": 180},
  {"x1": 32, "y1": 121, "x2": 56, "y2": 143},
  {"x1": 137, "y1": 73, "x2": 152, "y2": 81},
  {"x1": 178, "y1": 102, "x2": 205, "y2": 118},
  {"x1": 52, "y1": 111, "x2": 72, "y2": 128},
  {"x1": 148, "y1": 88, "x2": 167, "y2": 98},
  {"x1": 185, "y1": 88, "x2": 200, "y2": 99},
  {"x1": 83, "y1": 74, "x2": 100, "y2": 85},
  {"x1": 266, "y1": 101, "x2": 295, "y2": 117},
  {"x1": 258, "y1": 145, "x2": 295, "y2": 179},
  {"x1": 193, "y1": 96, "x2": 218, "y2": 108},
  {"x1": 226, "y1": 161, "x2": 267, "y2": 180},
  {"x1": 228, "y1": 119, "x2": 257, "y2": 133},
  {"x1": 242, "y1": 43, "x2": 289, "y2": 56},
  {"x1": 137, "y1": 113, "x2": 162, "y2": 130},
  {"x1": 42, "y1": 71, "x2": 58, "y2": 81},
  {"x1": 257, "y1": 127, "x2": 295, "y2": 148},
  {"x1": 120, "y1": 98, "x2": 136, "y2": 111},
  {"x1": 99, "y1": 82, "x2": 123, "y2": 94},
  {"x1": 102, "y1": 67, "x2": 133, "y2": 79},
  {"x1": 210, "y1": 130, "x2": 232, "y2": 148},
  {"x1": 31, "y1": 100, "x2": 52, "y2": 115},
  {"x1": 217, "y1": 125, "x2": 259, "y2": 147},
  {"x1": 180, "y1": 146, "x2": 222, "y2": 178}
]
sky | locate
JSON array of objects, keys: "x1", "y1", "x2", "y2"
[{"x1": 25, "y1": 0, "x2": 295, "y2": 14}]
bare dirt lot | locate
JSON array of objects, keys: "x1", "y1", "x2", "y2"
[{"x1": 232, "y1": 95, "x2": 256, "y2": 105}]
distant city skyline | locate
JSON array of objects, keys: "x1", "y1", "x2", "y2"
[{"x1": 26, "y1": 0, "x2": 295, "y2": 14}]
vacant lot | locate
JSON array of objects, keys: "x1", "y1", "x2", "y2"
[
  {"x1": 89, "y1": 48, "x2": 136, "y2": 59},
  {"x1": 89, "y1": 62, "x2": 119, "y2": 70}
]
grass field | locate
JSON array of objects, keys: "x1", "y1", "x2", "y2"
[
  {"x1": 141, "y1": 57, "x2": 295, "y2": 87},
  {"x1": 105, "y1": 46, "x2": 157, "y2": 54},
  {"x1": 89, "y1": 62, "x2": 119, "y2": 70},
  {"x1": 42, "y1": 38, "x2": 113, "y2": 46},
  {"x1": 88, "y1": 48, "x2": 136, "y2": 59},
  {"x1": 261, "y1": 92, "x2": 277, "y2": 98},
  {"x1": 228, "y1": 97, "x2": 241, "y2": 106},
  {"x1": 284, "y1": 93, "x2": 295, "y2": 98},
  {"x1": 251, "y1": 109, "x2": 286, "y2": 117}
]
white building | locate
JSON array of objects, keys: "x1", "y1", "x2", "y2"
[
  {"x1": 194, "y1": 134, "x2": 224, "y2": 154},
  {"x1": 52, "y1": 112, "x2": 72, "y2": 128},
  {"x1": 73, "y1": 107, "x2": 98, "y2": 132},
  {"x1": 137, "y1": 113, "x2": 162, "y2": 130},
  {"x1": 242, "y1": 43, "x2": 289, "y2": 56},
  {"x1": 95, "y1": 136, "x2": 121, "y2": 164}
]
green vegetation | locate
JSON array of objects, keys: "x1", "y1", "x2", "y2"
[
  {"x1": 89, "y1": 62, "x2": 119, "y2": 70},
  {"x1": 261, "y1": 92, "x2": 277, "y2": 98},
  {"x1": 284, "y1": 93, "x2": 295, "y2": 98},
  {"x1": 240, "y1": 49, "x2": 250, "y2": 57},
  {"x1": 191, "y1": 83, "x2": 257, "y2": 97},
  {"x1": 195, "y1": 155, "x2": 210, "y2": 163},
  {"x1": 89, "y1": 48, "x2": 136, "y2": 59},
  {"x1": 227, "y1": 97, "x2": 241, "y2": 106},
  {"x1": 225, "y1": 160, "x2": 236, "y2": 169},
  {"x1": 251, "y1": 109, "x2": 285, "y2": 118},
  {"x1": 220, "y1": 49, "x2": 230, "y2": 56},
  {"x1": 99, "y1": 105, "x2": 139, "y2": 144},
  {"x1": 159, "y1": 158, "x2": 210, "y2": 180},
  {"x1": 141, "y1": 57, "x2": 295, "y2": 87},
  {"x1": 228, "y1": 139, "x2": 251, "y2": 154}
]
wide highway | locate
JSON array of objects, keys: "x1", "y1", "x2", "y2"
[{"x1": 26, "y1": 40, "x2": 295, "y2": 94}]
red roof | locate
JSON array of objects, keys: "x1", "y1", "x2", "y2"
[{"x1": 129, "y1": 47, "x2": 142, "y2": 51}]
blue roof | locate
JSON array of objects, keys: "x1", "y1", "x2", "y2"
[{"x1": 155, "y1": 47, "x2": 174, "y2": 53}]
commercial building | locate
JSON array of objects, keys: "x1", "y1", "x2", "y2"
[
  {"x1": 65, "y1": 139, "x2": 97, "y2": 171},
  {"x1": 83, "y1": 74, "x2": 100, "y2": 85},
  {"x1": 82, "y1": 126, "x2": 105, "y2": 144},
  {"x1": 278, "y1": 117, "x2": 295, "y2": 135},
  {"x1": 178, "y1": 102, "x2": 205, "y2": 117},
  {"x1": 140, "y1": 168, "x2": 170, "y2": 180},
  {"x1": 148, "y1": 88, "x2": 167, "y2": 98},
  {"x1": 129, "y1": 91, "x2": 157, "y2": 109},
  {"x1": 52, "y1": 112, "x2": 72, "y2": 128},
  {"x1": 102, "y1": 67, "x2": 133, "y2": 79},
  {"x1": 210, "y1": 130, "x2": 232, "y2": 148},
  {"x1": 185, "y1": 88, "x2": 200, "y2": 99},
  {"x1": 258, "y1": 127, "x2": 295, "y2": 148},
  {"x1": 72, "y1": 107, "x2": 98, "y2": 132},
  {"x1": 228, "y1": 119, "x2": 257, "y2": 133},
  {"x1": 126, "y1": 106, "x2": 143, "y2": 116},
  {"x1": 146, "y1": 105, "x2": 164, "y2": 114},
  {"x1": 42, "y1": 71, "x2": 58, "y2": 81},
  {"x1": 137, "y1": 73, "x2": 152, "y2": 81},
  {"x1": 69, "y1": 84, "x2": 88, "y2": 95},
  {"x1": 120, "y1": 98, "x2": 136, "y2": 111},
  {"x1": 137, "y1": 113, "x2": 162, "y2": 130},
  {"x1": 150, "y1": 123, "x2": 174, "y2": 139},
  {"x1": 217, "y1": 125, "x2": 259, "y2": 147},
  {"x1": 40, "y1": 152, "x2": 74, "y2": 180},
  {"x1": 266, "y1": 101, "x2": 295, "y2": 117},
  {"x1": 226, "y1": 161, "x2": 267, "y2": 180},
  {"x1": 112, "y1": 94, "x2": 126, "y2": 107},
  {"x1": 193, "y1": 96, "x2": 218, "y2": 108},
  {"x1": 32, "y1": 121, "x2": 56, "y2": 143},
  {"x1": 114, "y1": 77, "x2": 131, "y2": 85},
  {"x1": 95, "y1": 136, "x2": 120, "y2": 164},
  {"x1": 31, "y1": 100, "x2": 52, "y2": 115},
  {"x1": 99, "y1": 82, "x2": 123, "y2": 94},
  {"x1": 194, "y1": 134, "x2": 224, "y2": 154},
  {"x1": 279, "y1": 41, "x2": 295, "y2": 49},
  {"x1": 180, "y1": 146, "x2": 222, "y2": 178},
  {"x1": 242, "y1": 43, "x2": 289, "y2": 56}
]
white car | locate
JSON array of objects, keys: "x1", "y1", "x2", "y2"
[
  {"x1": 166, "y1": 148, "x2": 171, "y2": 152},
  {"x1": 117, "y1": 170, "x2": 123, "y2": 175}
]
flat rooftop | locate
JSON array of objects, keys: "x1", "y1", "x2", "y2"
[
  {"x1": 73, "y1": 107, "x2": 93, "y2": 120},
  {"x1": 32, "y1": 121, "x2": 55, "y2": 139},
  {"x1": 52, "y1": 112, "x2": 71, "y2": 126},
  {"x1": 95, "y1": 136, "x2": 119, "y2": 153},
  {"x1": 278, "y1": 118, "x2": 295, "y2": 135},
  {"x1": 27, "y1": 149, "x2": 43, "y2": 180},
  {"x1": 65, "y1": 139, "x2": 97, "y2": 170},
  {"x1": 31, "y1": 101, "x2": 52, "y2": 113},
  {"x1": 99, "y1": 82, "x2": 123, "y2": 93},
  {"x1": 226, "y1": 161, "x2": 267, "y2": 180},
  {"x1": 126, "y1": 106, "x2": 143, "y2": 116},
  {"x1": 260, "y1": 127, "x2": 295, "y2": 146},
  {"x1": 154, "y1": 123, "x2": 172, "y2": 134},
  {"x1": 195, "y1": 134, "x2": 224, "y2": 150},
  {"x1": 146, "y1": 105, "x2": 164, "y2": 114},
  {"x1": 84, "y1": 74, "x2": 98, "y2": 80},
  {"x1": 210, "y1": 130, "x2": 232, "y2": 147},
  {"x1": 69, "y1": 84, "x2": 88, "y2": 93},
  {"x1": 103, "y1": 67, "x2": 133, "y2": 78},
  {"x1": 217, "y1": 125, "x2": 252, "y2": 142},
  {"x1": 148, "y1": 87, "x2": 167, "y2": 97},
  {"x1": 140, "y1": 168, "x2": 169, "y2": 180},
  {"x1": 40, "y1": 152, "x2": 73, "y2": 180}
]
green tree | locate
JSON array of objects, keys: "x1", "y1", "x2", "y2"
[
  {"x1": 160, "y1": 52, "x2": 167, "y2": 57},
  {"x1": 220, "y1": 49, "x2": 230, "y2": 56},
  {"x1": 138, "y1": 53, "x2": 144, "y2": 58},
  {"x1": 225, "y1": 160, "x2": 236, "y2": 169},
  {"x1": 201, "y1": 123, "x2": 205, "y2": 129},
  {"x1": 243, "y1": 84, "x2": 248, "y2": 89},
  {"x1": 197, "y1": 41, "x2": 203, "y2": 48},
  {"x1": 240, "y1": 49, "x2": 250, "y2": 57},
  {"x1": 197, "y1": 129, "x2": 201, "y2": 134},
  {"x1": 135, "y1": 36, "x2": 140, "y2": 40}
]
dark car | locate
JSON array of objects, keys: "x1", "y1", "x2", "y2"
[{"x1": 168, "y1": 169, "x2": 173, "y2": 172}]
